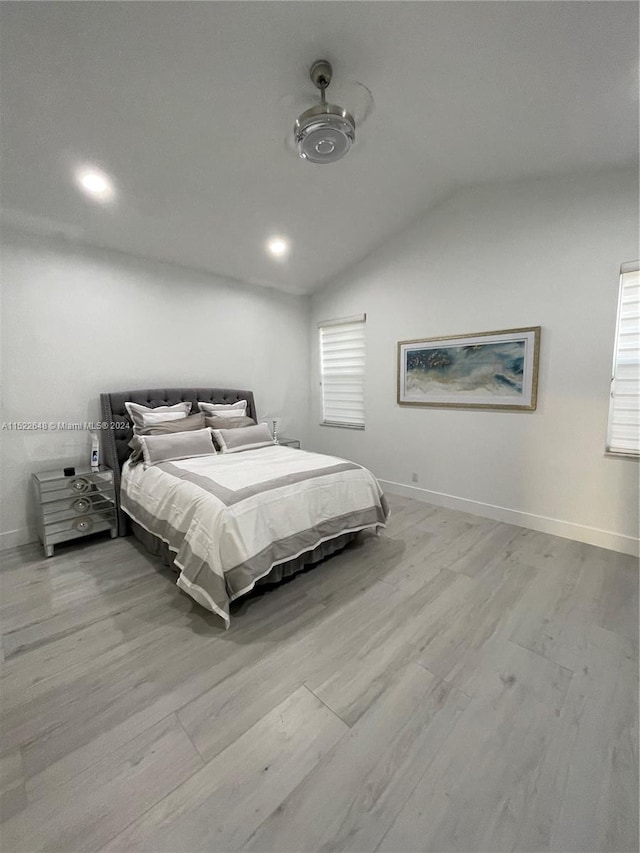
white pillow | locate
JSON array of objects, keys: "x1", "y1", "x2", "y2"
[
  {"x1": 125, "y1": 401, "x2": 192, "y2": 432},
  {"x1": 197, "y1": 400, "x2": 248, "y2": 418},
  {"x1": 137, "y1": 428, "x2": 217, "y2": 466},
  {"x1": 212, "y1": 422, "x2": 275, "y2": 454},
  {"x1": 141, "y1": 411, "x2": 187, "y2": 427}
]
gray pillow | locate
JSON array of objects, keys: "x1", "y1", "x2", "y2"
[
  {"x1": 137, "y1": 428, "x2": 217, "y2": 466},
  {"x1": 204, "y1": 415, "x2": 256, "y2": 430},
  {"x1": 128, "y1": 413, "x2": 208, "y2": 464},
  {"x1": 129, "y1": 413, "x2": 206, "y2": 446},
  {"x1": 197, "y1": 400, "x2": 248, "y2": 418},
  {"x1": 211, "y1": 422, "x2": 275, "y2": 454}
]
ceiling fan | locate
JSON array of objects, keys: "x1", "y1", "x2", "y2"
[{"x1": 284, "y1": 60, "x2": 374, "y2": 165}]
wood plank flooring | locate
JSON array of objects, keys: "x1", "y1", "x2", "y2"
[{"x1": 0, "y1": 495, "x2": 637, "y2": 852}]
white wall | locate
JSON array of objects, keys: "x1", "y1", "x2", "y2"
[
  {"x1": 309, "y1": 168, "x2": 639, "y2": 555},
  {"x1": 0, "y1": 230, "x2": 310, "y2": 548},
  {"x1": 2, "y1": 168, "x2": 638, "y2": 555}
]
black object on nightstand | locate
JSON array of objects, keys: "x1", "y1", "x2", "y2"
[{"x1": 32, "y1": 466, "x2": 117, "y2": 557}]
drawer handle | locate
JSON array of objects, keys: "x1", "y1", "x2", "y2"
[
  {"x1": 70, "y1": 477, "x2": 90, "y2": 494},
  {"x1": 73, "y1": 517, "x2": 93, "y2": 534},
  {"x1": 72, "y1": 497, "x2": 91, "y2": 514}
]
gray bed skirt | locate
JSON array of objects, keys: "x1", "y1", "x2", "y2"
[{"x1": 130, "y1": 519, "x2": 360, "y2": 596}]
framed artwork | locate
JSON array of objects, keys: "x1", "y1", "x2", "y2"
[{"x1": 397, "y1": 326, "x2": 541, "y2": 411}]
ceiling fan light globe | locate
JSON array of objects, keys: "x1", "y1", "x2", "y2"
[{"x1": 294, "y1": 103, "x2": 356, "y2": 164}]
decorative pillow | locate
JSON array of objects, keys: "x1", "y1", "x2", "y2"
[
  {"x1": 128, "y1": 413, "x2": 208, "y2": 463},
  {"x1": 139, "y1": 411, "x2": 187, "y2": 428},
  {"x1": 211, "y1": 422, "x2": 275, "y2": 454},
  {"x1": 204, "y1": 415, "x2": 256, "y2": 431},
  {"x1": 197, "y1": 400, "x2": 248, "y2": 418},
  {"x1": 137, "y1": 428, "x2": 217, "y2": 466},
  {"x1": 125, "y1": 401, "x2": 192, "y2": 432}
]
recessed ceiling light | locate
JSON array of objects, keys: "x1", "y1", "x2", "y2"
[
  {"x1": 74, "y1": 166, "x2": 115, "y2": 202},
  {"x1": 266, "y1": 236, "x2": 290, "y2": 259}
]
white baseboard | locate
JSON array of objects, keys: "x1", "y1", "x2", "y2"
[
  {"x1": 0, "y1": 526, "x2": 38, "y2": 552},
  {"x1": 379, "y1": 480, "x2": 640, "y2": 558},
  {"x1": 2, "y1": 486, "x2": 637, "y2": 558}
]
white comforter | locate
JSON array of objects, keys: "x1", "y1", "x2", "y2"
[{"x1": 121, "y1": 445, "x2": 388, "y2": 626}]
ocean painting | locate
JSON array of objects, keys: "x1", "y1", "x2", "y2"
[{"x1": 398, "y1": 327, "x2": 540, "y2": 410}]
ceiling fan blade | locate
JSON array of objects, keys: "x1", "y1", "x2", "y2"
[
  {"x1": 277, "y1": 81, "x2": 374, "y2": 128},
  {"x1": 352, "y1": 135, "x2": 368, "y2": 156},
  {"x1": 277, "y1": 92, "x2": 317, "y2": 122},
  {"x1": 326, "y1": 80, "x2": 375, "y2": 126},
  {"x1": 283, "y1": 133, "x2": 299, "y2": 156}
]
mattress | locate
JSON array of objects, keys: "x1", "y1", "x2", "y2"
[{"x1": 121, "y1": 445, "x2": 389, "y2": 626}]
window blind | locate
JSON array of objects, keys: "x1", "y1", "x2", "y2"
[
  {"x1": 607, "y1": 262, "x2": 640, "y2": 456},
  {"x1": 319, "y1": 315, "x2": 366, "y2": 428}
]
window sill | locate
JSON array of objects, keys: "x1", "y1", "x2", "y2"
[
  {"x1": 604, "y1": 450, "x2": 639, "y2": 461},
  {"x1": 320, "y1": 422, "x2": 365, "y2": 431}
]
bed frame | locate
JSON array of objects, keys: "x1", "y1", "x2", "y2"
[{"x1": 100, "y1": 386, "x2": 257, "y2": 535}]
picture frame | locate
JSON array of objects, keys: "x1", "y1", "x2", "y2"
[{"x1": 397, "y1": 326, "x2": 541, "y2": 411}]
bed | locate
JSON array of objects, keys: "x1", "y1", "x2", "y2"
[{"x1": 100, "y1": 387, "x2": 389, "y2": 626}]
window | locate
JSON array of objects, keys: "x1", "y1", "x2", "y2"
[
  {"x1": 319, "y1": 314, "x2": 366, "y2": 429},
  {"x1": 607, "y1": 262, "x2": 640, "y2": 457}
]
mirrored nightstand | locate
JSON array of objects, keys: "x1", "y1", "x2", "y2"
[
  {"x1": 32, "y1": 466, "x2": 117, "y2": 557},
  {"x1": 277, "y1": 438, "x2": 301, "y2": 449}
]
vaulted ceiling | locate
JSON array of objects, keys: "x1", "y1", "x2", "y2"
[{"x1": 1, "y1": 2, "x2": 637, "y2": 294}]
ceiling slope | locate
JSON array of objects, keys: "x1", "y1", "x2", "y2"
[{"x1": 1, "y1": 2, "x2": 637, "y2": 293}]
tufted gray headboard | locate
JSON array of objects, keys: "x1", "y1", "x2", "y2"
[{"x1": 100, "y1": 387, "x2": 257, "y2": 535}]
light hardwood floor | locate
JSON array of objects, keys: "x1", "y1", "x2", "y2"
[{"x1": 0, "y1": 495, "x2": 637, "y2": 853}]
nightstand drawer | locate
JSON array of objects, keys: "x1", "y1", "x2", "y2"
[
  {"x1": 43, "y1": 514, "x2": 116, "y2": 545},
  {"x1": 42, "y1": 493, "x2": 116, "y2": 524},
  {"x1": 38, "y1": 477, "x2": 113, "y2": 502},
  {"x1": 37, "y1": 469, "x2": 113, "y2": 491},
  {"x1": 40, "y1": 485, "x2": 115, "y2": 511}
]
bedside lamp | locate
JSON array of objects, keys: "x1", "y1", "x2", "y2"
[{"x1": 264, "y1": 412, "x2": 280, "y2": 444}]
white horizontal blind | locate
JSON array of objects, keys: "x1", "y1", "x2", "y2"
[
  {"x1": 319, "y1": 315, "x2": 366, "y2": 428},
  {"x1": 607, "y1": 263, "x2": 640, "y2": 456}
]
